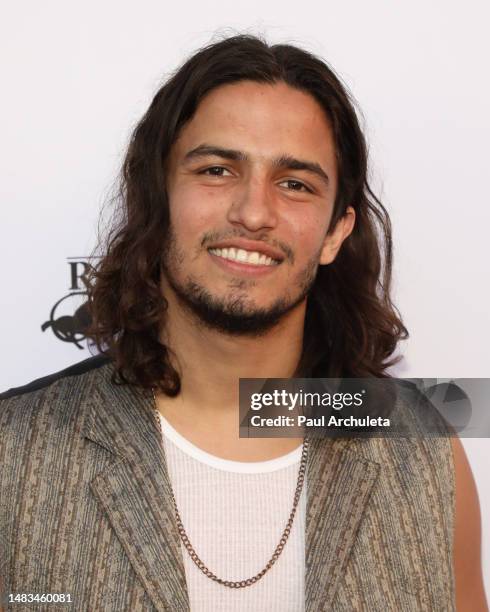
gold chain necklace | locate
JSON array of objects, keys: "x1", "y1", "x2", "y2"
[{"x1": 151, "y1": 390, "x2": 309, "y2": 588}]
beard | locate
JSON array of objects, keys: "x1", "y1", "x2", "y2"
[{"x1": 161, "y1": 228, "x2": 320, "y2": 337}]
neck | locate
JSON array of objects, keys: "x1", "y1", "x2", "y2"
[
  {"x1": 154, "y1": 288, "x2": 307, "y2": 461},
  {"x1": 158, "y1": 292, "x2": 306, "y2": 417}
]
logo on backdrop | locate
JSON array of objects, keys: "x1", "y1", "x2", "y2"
[{"x1": 41, "y1": 258, "x2": 96, "y2": 349}]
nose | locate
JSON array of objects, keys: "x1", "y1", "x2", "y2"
[{"x1": 226, "y1": 175, "x2": 278, "y2": 232}]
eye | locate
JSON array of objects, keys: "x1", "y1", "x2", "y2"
[
  {"x1": 198, "y1": 166, "x2": 232, "y2": 177},
  {"x1": 279, "y1": 179, "x2": 312, "y2": 193}
]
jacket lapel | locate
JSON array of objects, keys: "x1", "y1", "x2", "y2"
[
  {"x1": 305, "y1": 436, "x2": 380, "y2": 611},
  {"x1": 83, "y1": 367, "x2": 190, "y2": 612}
]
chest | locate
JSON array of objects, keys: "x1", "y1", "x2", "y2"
[
  {"x1": 163, "y1": 432, "x2": 306, "y2": 611},
  {"x1": 4, "y1": 433, "x2": 455, "y2": 611}
]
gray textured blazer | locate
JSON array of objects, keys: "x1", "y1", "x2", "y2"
[{"x1": 0, "y1": 357, "x2": 455, "y2": 611}]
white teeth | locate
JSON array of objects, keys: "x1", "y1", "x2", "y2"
[{"x1": 208, "y1": 247, "x2": 279, "y2": 266}]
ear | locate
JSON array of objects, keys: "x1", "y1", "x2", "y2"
[{"x1": 319, "y1": 206, "x2": 356, "y2": 265}]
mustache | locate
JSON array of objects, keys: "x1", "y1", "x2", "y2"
[{"x1": 200, "y1": 230, "x2": 294, "y2": 264}]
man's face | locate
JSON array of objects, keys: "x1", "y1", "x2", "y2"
[{"x1": 163, "y1": 80, "x2": 351, "y2": 335}]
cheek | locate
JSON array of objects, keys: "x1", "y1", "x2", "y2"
[
  {"x1": 285, "y1": 209, "x2": 330, "y2": 256},
  {"x1": 169, "y1": 184, "x2": 222, "y2": 244}
]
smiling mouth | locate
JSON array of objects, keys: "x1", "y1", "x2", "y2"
[{"x1": 208, "y1": 247, "x2": 281, "y2": 267}]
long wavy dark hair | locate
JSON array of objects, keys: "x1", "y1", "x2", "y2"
[{"x1": 86, "y1": 34, "x2": 408, "y2": 394}]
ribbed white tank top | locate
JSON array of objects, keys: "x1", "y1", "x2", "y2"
[{"x1": 158, "y1": 414, "x2": 306, "y2": 612}]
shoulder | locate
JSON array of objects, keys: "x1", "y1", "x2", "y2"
[
  {"x1": 355, "y1": 378, "x2": 456, "y2": 478},
  {"x1": 0, "y1": 354, "x2": 112, "y2": 434},
  {"x1": 391, "y1": 378, "x2": 455, "y2": 436},
  {"x1": 0, "y1": 353, "x2": 111, "y2": 401},
  {"x1": 348, "y1": 380, "x2": 457, "y2": 536}
]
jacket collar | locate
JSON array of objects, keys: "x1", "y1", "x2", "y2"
[{"x1": 83, "y1": 364, "x2": 380, "y2": 612}]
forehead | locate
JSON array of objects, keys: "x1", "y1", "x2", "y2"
[{"x1": 170, "y1": 80, "x2": 337, "y2": 177}]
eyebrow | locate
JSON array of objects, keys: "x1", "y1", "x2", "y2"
[{"x1": 183, "y1": 144, "x2": 330, "y2": 187}]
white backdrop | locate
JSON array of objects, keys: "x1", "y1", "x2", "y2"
[{"x1": 1, "y1": 0, "x2": 489, "y2": 598}]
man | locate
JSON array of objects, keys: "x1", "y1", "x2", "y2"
[{"x1": 0, "y1": 34, "x2": 487, "y2": 611}]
